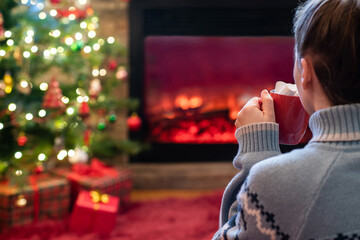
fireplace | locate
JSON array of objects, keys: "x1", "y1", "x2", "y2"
[{"x1": 129, "y1": 0, "x2": 300, "y2": 163}]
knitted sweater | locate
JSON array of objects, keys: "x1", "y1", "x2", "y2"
[{"x1": 213, "y1": 104, "x2": 360, "y2": 240}]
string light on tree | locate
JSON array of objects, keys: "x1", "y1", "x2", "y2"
[
  {"x1": 14, "y1": 152, "x2": 22, "y2": 159},
  {"x1": 38, "y1": 153, "x2": 46, "y2": 161},
  {"x1": 38, "y1": 109, "x2": 46, "y2": 117},
  {"x1": 8, "y1": 103, "x2": 16, "y2": 112},
  {"x1": 4, "y1": 72, "x2": 14, "y2": 94},
  {"x1": 25, "y1": 113, "x2": 33, "y2": 120}
]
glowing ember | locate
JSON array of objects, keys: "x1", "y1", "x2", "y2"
[{"x1": 150, "y1": 116, "x2": 236, "y2": 144}]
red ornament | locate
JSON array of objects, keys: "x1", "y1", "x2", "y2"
[
  {"x1": 79, "y1": 101, "x2": 90, "y2": 118},
  {"x1": 42, "y1": 77, "x2": 66, "y2": 109},
  {"x1": 34, "y1": 165, "x2": 44, "y2": 174},
  {"x1": 56, "y1": 8, "x2": 87, "y2": 19},
  {"x1": 127, "y1": 113, "x2": 142, "y2": 131},
  {"x1": 108, "y1": 60, "x2": 117, "y2": 71},
  {"x1": 17, "y1": 135, "x2": 28, "y2": 146},
  {"x1": 50, "y1": 0, "x2": 61, "y2": 4},
  {"x1": 0, "y1": 12, "x2": 4, "y2": 40},
  {"x1": 83, "y1": 128, "x2": 91, "y2": 146}
]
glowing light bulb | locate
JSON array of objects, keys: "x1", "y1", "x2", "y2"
[
  {"x1": 68, "y1": 14, "x2": 76, "y2": 21},
  {"x1": 0, "y1": 50, "x2": 6, "y2": 56},
  {"x1": 107, "y1": 36, "x2": 115, "y2": 44},
  {"x1": 4, "y1": 31, "x2": 12, "y2": 38},
  {"x1": 91, "y1": 17, "x2": 99, "y2": 23},
  {"x1": 92, "y1": 69, "x2": 99, "y2": 77},
  {"x1": 43, "y1": 50, "x2": 50, "y2": 58},
  {"x1": 50, "y1": 29, "x2": 61, "y2": 38},
  {"x1": 25, "y1": 113, "x2": 33, "y2": 120},
  {"x1": 83, "y1": 46, "x2": 91, "y2": 53},
  {"x1": 57, "y1": 47, "x2": 64, "y2": 53},
  {"x1": 15, "y1": 152, "x2": 22, "y2": 159},
  {"x1": 7, "y1": 39, "x2": 14, "y2": 46},
  {"x1": 57, "y1": 149, "x2": 67, "y2": 161},
  {"x1": 61, "y1": 96, "x2": 69, "y2": 104},
  {"x1": 50, "y1": 9, "x2": 57, "y2": 17},
  {"x1": 15, "y1": 170, "x2": 23, "y2": 176},
  {"x1": 66, "y1": 107, "x2": 75, "y2": 115},
  {"x1": 80, "y1": 22, "x2": 87, "y2": 29},
  {"x1": 23, "y1": 51, "x2": 30, "y2": 58},
  {"x1": 39, "y1": 12, "x2": 47, "y2": 20},
  {"x1": 83, "y1": 96, "x2": 89, "y2": 102},
  {"x1": 79, "y1": 0, "x2": 87, "y2": 4},
  {"x1": 24, "y1": 36, "x2": 33, "y2": 44},
  {"x1": 21, "y1": 0, "x2": 28, "y2": 4},
  {"x1": 36, "y1": 3, "x2": 44, "y2": 10},
  {"x1": 0, "y1": 123, "x2": 3, "y2": 130},
  {"x1": 98, "y1": 39, "x2": 105, "y2": 45},
  {"x1": 50, "y1": 48, "x2": 57, "y2": 55},
  {"x1": 77, "y1": 96, "x2": 84, "y2": 103},
  {"x1": 38, "y1": 153, "x2": 46, "y2": 161},
  {"x1": 27, "y1": 30, "x2": 35, "y2": 37},
  {"x1": 68, "y1": 149, "x2": 75, "y2": 157},
  {"x1": 20, "y1": 80, "x2": 28, "y2": 88},
  {"x1": 38, "y1": 109, "x2": 46, "y2": 117},
  {"x1": 65, "y1": 36, "x2": 74, "y2": 45},
  {"x1": 93, "y1": 43, "x2": 100, "y2": 51},
  {"x1": 88, "y1": 31, "x2": 96, "y2": 38},
  {"x1": 75, "y1": 32, "x2": 82, "y2": 40},
  {"x1": 8, "y1": 103, "x2": 16, "y2": 112},
  {"x1": 31, "y1": 46, "x2": 38, "y2": 53},
  {"x1": 99, "y1": 69, "x2": 107, "y2": 76},
  {"x1": 39, "y1": 82, "x2": 48, "y2": 91}
]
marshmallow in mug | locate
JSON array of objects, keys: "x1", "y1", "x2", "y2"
[{"x1": 274, "y1": 81, "x2": 299, "y2": 96}]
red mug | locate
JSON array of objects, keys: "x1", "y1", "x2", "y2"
[{"x1": 270, "y1": 91, "x2": 311, "y2": 145}]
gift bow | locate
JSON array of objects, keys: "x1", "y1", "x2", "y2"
[
  {"x1": 72, "y1": 158, "x2": 118, "y2": 177},
  {"x1": 90, "y1": 190, "x2": 109, "y2": 204}
]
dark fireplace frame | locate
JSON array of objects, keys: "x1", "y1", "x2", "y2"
[{"x1": 129, "y1": 0, "x2": 301, "y2": 163}]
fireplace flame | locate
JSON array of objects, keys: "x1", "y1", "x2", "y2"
[{"x1": 175, "y1": 95, "x2": 203, "y2": 110}]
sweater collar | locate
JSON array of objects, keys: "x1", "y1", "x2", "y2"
[{"x1": 309, "y1": 104, "x2": 360, "y2": 143}]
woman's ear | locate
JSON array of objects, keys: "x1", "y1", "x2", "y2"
[{"x1": 300, "y1": 58, "x2": 314, "y2": 90}]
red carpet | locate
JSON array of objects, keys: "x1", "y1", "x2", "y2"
[{"x1": 0, "y1": 191, "x2": 222, "y2": 240}]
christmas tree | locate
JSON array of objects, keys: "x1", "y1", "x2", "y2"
[{"x1": 0, "y1": 0, "x2": 141, "y2": 185}]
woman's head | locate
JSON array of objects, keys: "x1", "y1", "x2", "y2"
[{"x1": 293, "y1": 0, "x2": 360, "y2": 105}]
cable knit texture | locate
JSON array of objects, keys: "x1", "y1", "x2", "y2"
[{"x1": 214, "y1": 104, "x2": 360, "y2": 240}]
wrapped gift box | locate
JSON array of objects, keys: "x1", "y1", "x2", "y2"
[
  {"x1": 69, "y1": 190, "x2": 119, "y2": 234},
  {"x1": 0, "y1": 174, "x2": 70, "y2": 231},
  {"x1": 52, "y1": 159, "x2": 132, "y2": 209}
]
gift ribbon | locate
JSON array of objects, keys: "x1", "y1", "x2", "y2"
[
  {"x1": 90, "y1": 191, "x2": 109, "y2": 210},
  {"x1": 72, "y1": 158, "x2": 118, "y2": 177},
  {"x1": 29, "y1": 176, "x2": 40, "y2": 222}
]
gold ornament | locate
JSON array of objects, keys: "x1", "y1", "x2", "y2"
[
  {"x1": 16, "y1": 194, "x2": 27, "y2": 207},
  {"x1": 3, "y1": 72, "x2": 13, "y2": 94},
  {"x1": 90, "y1": 190, "x2": 109, "y2": 204}
]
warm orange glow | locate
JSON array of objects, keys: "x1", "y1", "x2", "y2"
[
  {"x1": 229, "y1": 109, "x2": 238, "y2": 120},
  {"x1": 175, "y1": 95, "x2": 189, "y2": 110},
  {"x1": 189, "y1": 96, "x2": 203, "y2": 109}
]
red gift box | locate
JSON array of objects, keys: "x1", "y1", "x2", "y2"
[
  {"x1": 52, "y1": 159, "x2": 132, "y2": 209},
  {"x1": 0, "y1": 174, "x2": 70, "y2": 231},
  {"x1": 69, "y1": 190, "x2": 119, "y2": 234}
]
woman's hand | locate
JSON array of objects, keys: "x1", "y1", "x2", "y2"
[{"x1": 235, "y1": 89, "x2": 275, "y2": 129}]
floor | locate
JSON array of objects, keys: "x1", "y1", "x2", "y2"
[{"x1": 130, "y1": 189, "x2": 220, "y2": 201}]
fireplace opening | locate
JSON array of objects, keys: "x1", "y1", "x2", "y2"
[{"x1": 129, "y1": 0, "x2": 301, "y2": 163}]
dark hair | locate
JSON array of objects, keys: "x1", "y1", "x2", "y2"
[{"x1": 293, "y1": 0, "x2": 360, "y2": 105}]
